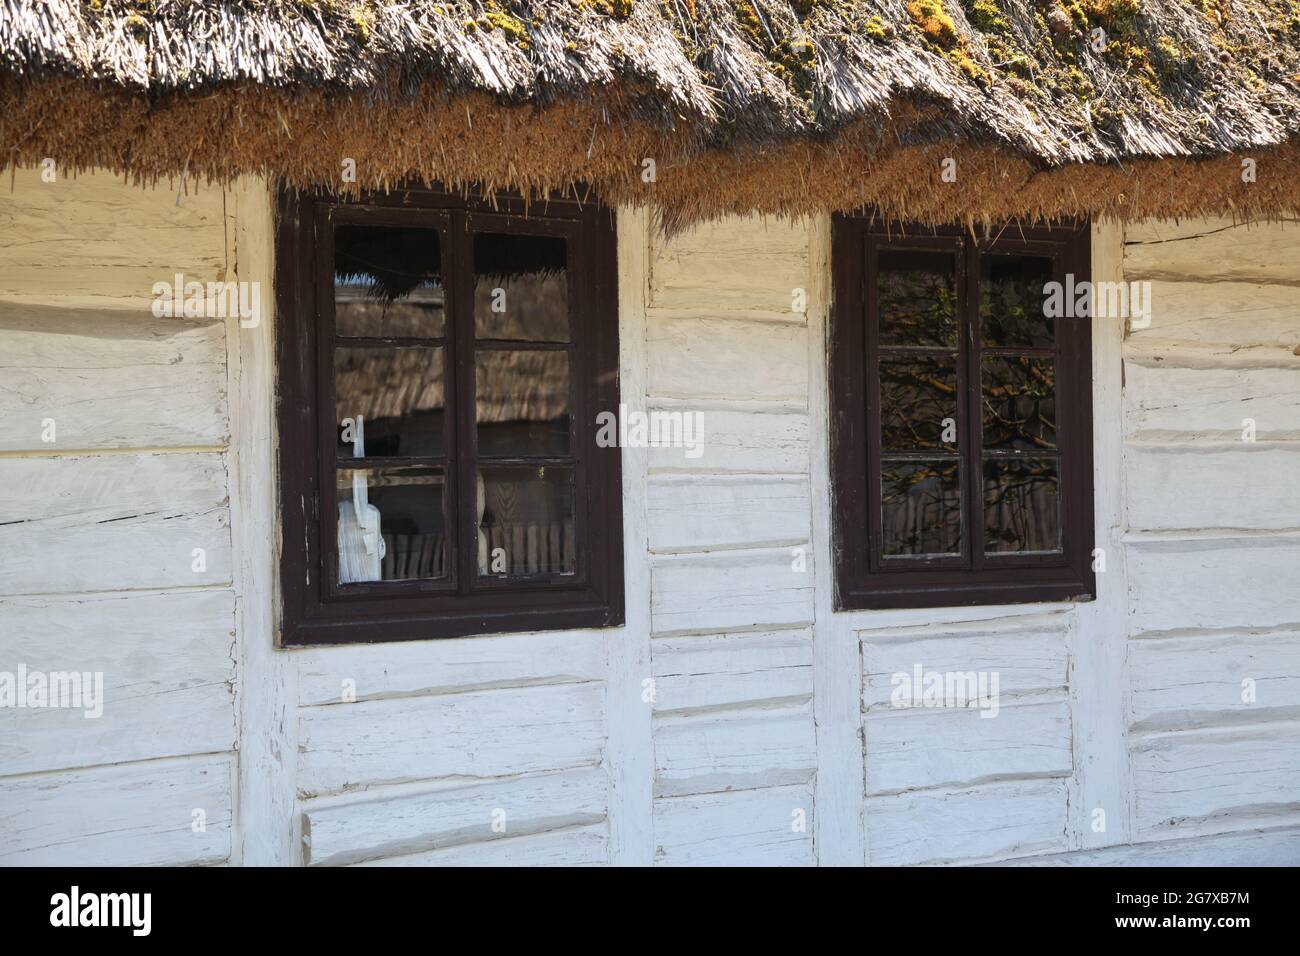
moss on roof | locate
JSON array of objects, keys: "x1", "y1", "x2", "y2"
[{"x1": 2, "y1": 0, "x2": 1300, "y2": 222}]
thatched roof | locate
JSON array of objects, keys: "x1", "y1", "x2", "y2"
[{"x1": 4, "y1": 0, "x2": 1300, "y2": 224}]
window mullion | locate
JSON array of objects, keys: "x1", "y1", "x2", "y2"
[
  {"x1": 316, "y1": 205, "x2": 341, "y2": 592},
  {"x1": 863, "y1": 235, "x2": 883, "y2": 574},
  {"x1": 961, "y1": 238, "x2": 983, "y2": 570},
  {"x1": 450, "y1": 210, "x2": 479, "y2": 594},
  {"x1": 567, "y1": 228, "x2": 586, "y2": 582}
]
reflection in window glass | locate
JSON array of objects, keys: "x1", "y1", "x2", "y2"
[
  {"x1": 981, "y1": 356, "x2": 1056, "y2": 451},
  {"x1": 877, "y1": 250, "x2": 958, "y2": 347},
  {"x1": 474, "y1": 233, "x2": 569, "y2": 342},
  {"x1": 881, "y1": 460, "x2": 962, "y2": 557},
  {"x1": 477, "y1": 466, "x2": 576, "y2": 576},
  {"x1": 982, "y1": 457, "x2": 1061, "y2": 554},
  {"x1": 334, "y1": 347, "x2": 444, "y2": 459},
  {"x1": 334, "y1": 224, "x2": 445, "y2": 338},
  {"x1": 476, "y1": 350, "x2": 570, "y2": 458},
  {"x1": 879, "y1": 355, "x2": 959, "y2": 451},
  {"x1": 981, "y1": 254, "x2": 1054, "y2": 348},
  {"x1": 336, "y1": 466, "x2": 448, "y2": 583}
]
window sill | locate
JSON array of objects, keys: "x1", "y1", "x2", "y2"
[
  {"x1": 835, "y1": 576, "x2": 1096, "y2": 612},
  {"x1": 279, "y1": 598, "x2": 624, "y2": 646}
]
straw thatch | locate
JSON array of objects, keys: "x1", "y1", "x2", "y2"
[{"x1": 4, "y1": 0, "x2": 1300, "y2": 223}]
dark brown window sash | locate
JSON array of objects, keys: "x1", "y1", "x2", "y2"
[
  {"x1": 276, "y1": 185, "x2": 624, "y2": 645},
  {"x1": 830, "y1": 219, "x2": 1096, "y2": 611}
]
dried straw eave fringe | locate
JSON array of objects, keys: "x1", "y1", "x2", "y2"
[
  {"x1": 4, "y1": 74, "x2": 1299, "y2": 226},
  {"x1": 3, "y1": 0, "x2": 1300, "y2": 160}
]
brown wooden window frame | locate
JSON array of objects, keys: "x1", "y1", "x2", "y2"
[
  {"x1": 829, "y1": 217, "x2": 1096, "y2": 611},
  {"x1": 275, "y1": 184, "x2": 624, "y2": 646}
]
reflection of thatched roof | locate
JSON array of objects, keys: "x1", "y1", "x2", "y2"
[
  {"x1": 335, "y1": 285, "x2": 445, "y2": 337},
  {"x1": 335, "y1": 272, "x2": 569, "y2": 423},
  {"x1": 334, "y1": 223, "x2": 567, "y2": 300},
  {"x1": 337, "y1": 345, "x2": 569, "y2": 423},
  {"x1": 337, "y1": 347, "x2": 447, "y2": 425},
  {"x1": 4, "y1": 1, "x2": 1300, "y2": 224}
]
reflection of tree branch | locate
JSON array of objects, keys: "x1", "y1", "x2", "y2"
[
  {"x1": 982, "y1": 357, "x2": 1056, "y2": 450},
  {"x1": 984, "y1": 467, "x2": 1058, "y2": 550},
  {"x1": 880, "y1": 273, "x2": 958, "y2": 347},
  {"x1": 982, "y1": 272, "x2": 1053, "y2": 347},
  {"x1": 880, "y1": 362, "x2": 958, "y2": 450},
  {"x1": 986, "y1": 475, "x2": 1056, "y2": 500},
  {"x1": 882, "y1": 461, "x2": 962, "y2": 555},
  {"x1": 982, "y1": 398, "x2": 1057, "y2": 450}
]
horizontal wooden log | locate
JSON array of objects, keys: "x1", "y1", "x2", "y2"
[
  {"x1": 352, "y1": 823, "x2": 607, "y2": 866},
  {"x1": 1129, "y1": 629, "x2": 1300, "y2": 733},
  {"x1": 650, "y1": 548, "x2": 815, "y2": 636},
  {"x1": 865, "y1": 779, "x2": 1068, "y2": 865},
  {"x1": 996, "y1": 825, "x2": 1300, "y2": 866},
  {"x1": 297, "y1": 681, "x2": 605, "y2": 797},
  {"x1": 1131, "y1": 723, "x2": 1300, "y2": 837},
  {"x1": 864, "y1": 700, "x2": 1073, "y2": 795},
  {"x1": 1123, "y1": 363, "x2": 1300, "y2": 441},
  {"x1": 653, "y1": 702, "x2": 816, "y2": 797},
  {"x1": 646, "y1": 405, "x2": 809, "y2": 475},
  {"x1": 861, "y1": 613, "x2": 1069, "y2": 712},
  {"x1": 0, "y1": 169, "x2": 226, "y2": 308},
  {"x1": 1124, "y1": 219, "x2": 1300, "y2": 284},
  {"x1": 0, "y1": 589, "x2": 236, "y2": 775},
  {"x1": 651, "y1": 628, "x2": 813, "y2": 714},
  {"x1": 1126, "y1": 444, "x2": 1300, "y2": 531},
  {"x1": 653, "y1": 784, "x2": 814, "y2": 866},
  {"x1": 303, "y1": 767, "x2": 607, "y2": 866},
  {"x1": 0, "y1": 302, "x2": 227, "y2": 451},
  {"x1": 0, "y1": 452, "x2": 232, "y2": 595},
  {"x1": 296, "y1": 630, "x2": 604, "y2": 707},
  {"x1": 1127, "y1": 536, "x2": 1300, "y2": 633},
  {"x1": 647, "y1": 475, "x2": 810, "y2": 552},
  {"x1": 0, "y1": 754, "x2": 232, "y2": 866},
  {"x1": 1130, "y1": 280, "x2": 1300, "y2": 355},
  {"x1": 650, "y1": 216, "x2": 809, "y2": 314},
  {"x1": 646, "y1": 314, "x2": 808, "y2": 403}
]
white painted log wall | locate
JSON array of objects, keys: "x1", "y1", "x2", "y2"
[
  {"x1": 0, "y1": 169, "x2": 236, "y2": 866},
  {"x1": 858, "y1": 611, "x2": 1077, "y2": 864},
  {"x1": 642, "y1": 219, "x2": 818, "y2": 865},
  {"x1": 1120, "y1": 218, "x2": 1300, "y2": 849},
  {"x1": 3, "y1": 173, "x2": 1298, "y2": 866}
]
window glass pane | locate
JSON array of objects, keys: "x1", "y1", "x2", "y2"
[
  {"x1": 877, "y1": 249, "x2": 958, "y2": 347},
  {"x1": 476, "y1": 350, "x2": 570, "y2": 458},
  {"x1": 981, "y1": 254, "x2": 1054, "y2": 348},
  {"x1": 881, "y1": 459, "x2": 962, "y2": 557},
  {"x1": 983, "y1": 457, "x2": 1061, "y2": 554},
  {"x1": 474, "y1": 233, "x2": 569, "y2": 342},
  {"x1": 334, "y1": 224, "x2": 445, "y2": 337},
  {"x1": 336, "y1": 466, "x2": 448, "y2": 583},
  {"x1": 981, "y1": 356, "x2": 1057, "y2": 451},
  {"x1": 879, "y1": 355, "x2": 959, "y2": 451},
  {"x1": 335, "y1": 346, "x2": 444, "y2": 458},
  {"x1": 477, "y1": 466, "x2": 576, "y2": 577}
]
